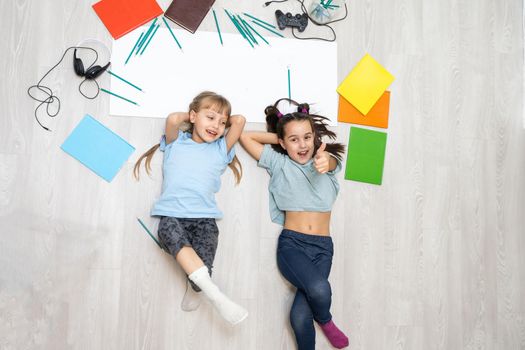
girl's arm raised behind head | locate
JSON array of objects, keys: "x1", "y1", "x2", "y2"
[
  {"x1": 225, "y1": 115, "x2": 246, "y2": 152},
  {"x1": 239, "y1": 131, "x2": 278, "y2": 161},
  {"x1": 165, "y1": 112, "x2": 190, "y2": 144}
]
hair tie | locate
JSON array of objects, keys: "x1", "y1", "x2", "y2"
[
  {"x1": 277, "y1": 112, "x2": 283, "y2": 118},
  {"x1": 301, "y1": 108, "x2": 308, "y2": 114}
]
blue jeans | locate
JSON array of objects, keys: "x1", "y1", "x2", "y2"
[{"x1": 277, "y1": 229, "x2": 334, "y2": 350}]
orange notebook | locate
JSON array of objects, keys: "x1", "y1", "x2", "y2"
[
  {"x1": 338, "y1": 91, "x2": 390, "y2": 129},
  {"x1": 336, "y1": 54, "x2": 394, "y2": 115},
  {"x1": 92, "y1": 0, "x2": 163, "y2": 39}
]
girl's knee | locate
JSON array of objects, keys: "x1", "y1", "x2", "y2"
[{"x1": 307, "y1": 280, "x2": 332, "y2": 304}]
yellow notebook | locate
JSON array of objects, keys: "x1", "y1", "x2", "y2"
[{"x1": 337, "y1": 53, "x2": 395, "y2": 115}]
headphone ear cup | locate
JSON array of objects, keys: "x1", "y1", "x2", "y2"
[
  {"x1": 73, "y1": 49, "x2": 85, "y2": 76},
  {"x1": 84, "y1": 62, "x2": 111, "y2": 80}
]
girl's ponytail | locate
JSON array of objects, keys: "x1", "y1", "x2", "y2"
[
  {"x1": 133, "y1": 143, "x2": 160, "y2": 180},
  {"x1": 309, "y1": 114, "x2": 345, "y2": 162},
  {"x1": 297, "y1": 102, "x2": 310, "y2": 114},
  {"x1": 228, "y1": 156, "x2": 243, "y2": 184},
  {"x1": 264, "y1": 105, "x2": 280, "y2": 133}
]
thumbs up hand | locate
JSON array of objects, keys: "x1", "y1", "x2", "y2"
[{"x1": 313, "y1": 143, "x2": 330, "y2": 174}]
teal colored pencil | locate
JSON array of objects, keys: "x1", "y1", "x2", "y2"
[
  {"x1": 224, "y1": 9, "x2": 254, "y2": 48},
  {"x1": 233, "y1": 16, "x2": 254, "y2": 47},
  {"x1": 251, "y1": 18, "x2": 279, "y2": 32},
  {"x1": 125, "y1": 32, "x2": 143, "y2": 64},
  {"x1": 230, "y1": 14, "x2": 248, "y2": 39},
  {"x1": 238, "y1": 16, "x2": 258, "y2": 45},
  {"x1": 107, "y1": 71, "x2": 143, "y2": 92},
  {"x1": 251, "y1": 20, "x2": 285, "y2": 38},
  {"x1": 243, "y1": 20, "x2": 269, "y2": 45},
  {"x1": 224, "y1": 10, "x2": 246, "y2": 38},
  {"x1": 162, "y1": 17, "x2": 182, "y2": 50},
  {"x1": 137, "y1": 18, "x2": 158, "y2": 54},
  {"x1": 288, "y1": 67, "x2": 291, "y2": 99},
  {"x1": 139, "y1": 24, "x2": 159, "y2": 55},
  {"x1": 212, "y1": 9, "x2": 223, "y2": 45},
  {"x1": 243, "y1": 12, "x2": 276, "y2": 29},
  {"x1": 101, "y1": 88, "x2": 138, "y2": 106},
  {"x1": 137, "y1": 218, "x2": 163, "y2": 249}
]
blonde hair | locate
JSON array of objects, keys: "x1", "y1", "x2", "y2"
[{"x1": 133, "y1": 91, "x2": 242, "y2": 184}]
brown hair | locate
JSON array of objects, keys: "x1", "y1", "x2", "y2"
[
  {"x1": 133, "y1": 91, "x2": 242, "y2": 184},
  {"x1": 265, "y1": 98, "x2": 345, "y2": 161}
]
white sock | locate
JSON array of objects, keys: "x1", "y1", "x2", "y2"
[
  {"x1": 188, "y1": 266, "x2": 248, "y2": 325},
  {"x1": 180, "y1": 280, "x2": 201, "y2": 312}
]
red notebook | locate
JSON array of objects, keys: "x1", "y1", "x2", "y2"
[{"x1": 92, "y1": 0, "x2": 163, "y2": 39}]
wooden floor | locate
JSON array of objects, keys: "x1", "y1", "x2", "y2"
[{"x1": 1, "y1": 0, "x2": 525, "y2": 349}]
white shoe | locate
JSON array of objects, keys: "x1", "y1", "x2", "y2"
[{"x1": 180, "y1": 280, "x2": 201, "y2": 312}]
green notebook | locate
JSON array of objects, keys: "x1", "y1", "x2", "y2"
[{"x1": 345, "y1": 127, "x2": 387, "y2": 185}]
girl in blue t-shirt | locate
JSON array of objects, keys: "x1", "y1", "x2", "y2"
[
  {"x1": 134, "y1": 91, "x2": 248, "y2": 325},
  {"x1": 240, "y1": 98, "x2": 349, "y2": 349}
]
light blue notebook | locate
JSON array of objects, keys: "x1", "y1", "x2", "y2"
[{"x1": 61, "y1": 115, "x2": 135, "y2": 182}]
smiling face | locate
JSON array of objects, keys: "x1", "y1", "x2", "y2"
[
  {"x1": 278, "y1": 120, "x2": 315, "y2": 164},
  {"x1": 190, "y1": 107, "x2": 228, "y2": 143}
]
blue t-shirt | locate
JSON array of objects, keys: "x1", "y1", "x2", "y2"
[
  {"x1": 257, "y1": 145, "x2": 341, "y2": 225},
  {"x1": 151, "y1": 130, "x2": 235, "y2": 218}
]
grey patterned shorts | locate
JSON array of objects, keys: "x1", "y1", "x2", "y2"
[{"x1": 157, "y1": 216, "x2": 219, "y2": 291}]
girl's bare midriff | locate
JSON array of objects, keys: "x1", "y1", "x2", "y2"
[{"x1": 284, "y1": 211, "x2": 331, "y2": 236}]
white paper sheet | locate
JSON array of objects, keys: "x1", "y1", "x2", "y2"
[{"x1": 109, "y1": 27, "x2": 338, "y2": 125}]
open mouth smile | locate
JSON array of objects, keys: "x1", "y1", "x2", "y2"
[
  {"x1": 206, "y1": 129, "x2": 218, "y2": 137},
  {"x1": 298, "y1": 150, "x2": 309, "y2": 157}
]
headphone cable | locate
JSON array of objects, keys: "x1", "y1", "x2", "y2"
[
  {"x1": 264, "y1": 0, "x2": 349, "y2": 42},
  {"x1": 27, "y1": 46, "x2": 99, "y2": 131}
]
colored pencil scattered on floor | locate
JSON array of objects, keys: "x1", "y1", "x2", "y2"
[
  {"x1": 107, "y1": 71, "x2": 143, "y2": 92},
  {"x1": 139, "y1": 23, "x2": 159, "y2": 55},
  {"x1": 232, "y1": 15, "x2": 251, "y2": 44},
  {"x1": 238, "y1": 16, "x2": 257, "y2": 45},
  {"x1": 288, "y1": 66, "x2": 291, "y2": 99},
  {"x1": 162, "y1": 17, "x2": 182, "y2": 50},
  {"x1": 224, "y1": 9, "x2": 254, "y2": 48},
  {"x1": 251, "y1": 20, "x2": 284, "y2": 37},
  {"x1": 243, "y1": 12, "x2": 276, "y2": 29},
  {"x1": 243, "y1": 19, "x2": 269, "y2": 45},
  {"x1": 137, "y1": 18, "x2": 158, "y2": 54},
  {"x1": 101, "y1": 88, "x2": 139, "y2": 106},
  {"x1": 125, "y1": 32, "x2": 143, "y2": 64},
  {"x1": 137, "y1": 218, "x2": 163, "y2": 249},
  {"x1": 212, "y1": 9, "x2": 223, "y2": 45}
]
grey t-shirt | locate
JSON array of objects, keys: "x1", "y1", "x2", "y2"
[{"x1": 257, "y1": 145, "x2": 341, "y2": 225}]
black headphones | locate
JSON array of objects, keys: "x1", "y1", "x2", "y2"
[
  {"x1": 27, "y1": 44, "x2": 111, "y2": 131},
  {"x1": 73, "y1": 48, "x2": 110, "y2": 79}
]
